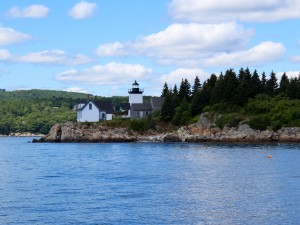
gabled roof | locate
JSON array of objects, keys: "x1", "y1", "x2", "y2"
[
  {"x1": 94, "y1": 101, "x2": 114, "y2": 114},
  {"x1": 120, "y1": 103, "x2": 130, "y2": 111},
  {"x1": 131, "y1": 103, "x2": 152, "y2": 111},
  {"x1": 78, "y1": 100, "x2": 113, "y2": 114}
]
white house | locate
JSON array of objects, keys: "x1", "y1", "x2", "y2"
[{"x1": 77, "y1": 100, "x2": 113, "y2": 122}]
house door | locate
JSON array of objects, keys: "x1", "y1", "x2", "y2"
[{"x1": 102, "y1": 113, "x2": 106, "y2": 120}]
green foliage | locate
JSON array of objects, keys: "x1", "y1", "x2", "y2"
[
  {"x1": 0, "y1": 99, "x2": 76, "y2": 134},
  {"x1": 248, "y1": 115, "x2": 270, "y2": 131},
  {"x1": 129, "y1": 117, "x2": 155, "y2": 132},
  {"x1": 215, "y1": 113, "x2": 244, "y2": 129}
]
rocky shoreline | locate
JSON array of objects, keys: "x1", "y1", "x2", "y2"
[
  {"x1": 33, "y1": 120, "x2": 300, "y2": 143},
  {"x1": 1, "y1": 133, "x2": 44, "y2": 137}
]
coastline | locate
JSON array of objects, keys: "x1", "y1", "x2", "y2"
[
  {"x1": 32, "y1": 121, "x2": 300, "y2": 143},
  {"x1": 1, "y1": 133, "x2": 44, "y2": 137}
]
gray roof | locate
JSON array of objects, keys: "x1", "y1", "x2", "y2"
[
  {"x1": 131, "y1": 103, "x2": 152, "y2": 111},
  {"x1": 120, "y1": 103, "x2": 130, "y2": 111},
  {"x1": 151, "y1": 97, "x2": 165, "y2": 111},
  {"x1": 94, "y1": 101, "x2": 114, "y2": 114},
  {"x1": 78, "y1": 100, "x2": 113, "y2": 114}
]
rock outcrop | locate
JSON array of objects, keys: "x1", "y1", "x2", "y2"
[
  {"x1": 34, "y1": 119, "x2": 300, "y2": 143},
  {"x1": 35, "y1": 122, "x2": 137, "y2": 143}
]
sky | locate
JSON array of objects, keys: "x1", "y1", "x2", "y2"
[{"x1": 0, "y1": 0, "x2": 300, "y2": 96}]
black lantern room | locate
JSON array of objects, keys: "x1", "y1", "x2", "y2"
[{"x1": 128, "y1": 80, "x2": 143, "y2": 94}]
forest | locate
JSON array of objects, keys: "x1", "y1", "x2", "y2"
[
  {"x1": 160, "y1": 68, "x2": 300, "y2": 130},
  {"x1": 0, "y1": 89, "x2": 129, "y2": 135}
]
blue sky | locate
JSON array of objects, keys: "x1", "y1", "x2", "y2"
[{"x1": 0, "y1": 0, "x2": 300, "y2": 96}]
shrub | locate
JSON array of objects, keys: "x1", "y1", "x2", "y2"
[
  {"x1": 248, "y1": 115, "x2": 270, "y2": 131},
  {"x1": 215, "y1": 113, "x2": 243, "y2": 129}
]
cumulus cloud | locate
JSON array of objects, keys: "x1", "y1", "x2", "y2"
[
  {"x1": 277, "y1": 71, "x2": 300, "y2": 79},
  {"x1": 8, "y1": 5, "x2": 49, "y2": 18},
  {"x1": 0, "y1": 25, "x2": 31, "y2": 45},
  {"x1": 56, "y1": 62, "x2": 152, "y2": 85},
  {"x1": 64, "y1": 87, "x2": 88, "y2": 93},
  {"x1": 159, "y1": 68, "x2": 208, "y2": 87},
  {"x1": 0, "y1": 49, "x2": 92, "y2": 65},
  {"x1": 169, "y1": 0, "x2": 300, "y2": 22},
  {"x1": 0, "y1": 49, "x2": 12, "y2": 60},
  {"x1": 96, "y1": 22, "x2": 253, "y2": 58},
  {"x1": 197, "y1": 41, "x2": 286, "y2": 67},
  {"x1": 69, "y1": 1, "x2": 97, "y2": 19},
  {"x1": 16, "y1": 50, "x2": 92, "y2": 65},
  {"x1": 95, "y1": 22, "x2": 284, "y2": 68}
]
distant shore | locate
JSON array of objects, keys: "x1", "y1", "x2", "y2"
[{"x1": 0, "y1": 133, "x2": 44, "y2": 137}]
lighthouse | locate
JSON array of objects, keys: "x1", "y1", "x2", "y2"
[{"x1": 128, "y1": 80, "x2": 143, "y2": 105}]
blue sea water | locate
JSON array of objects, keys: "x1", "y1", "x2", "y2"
[{"x1": 0, "y1": 137, "x2": 300, "y2": 224}]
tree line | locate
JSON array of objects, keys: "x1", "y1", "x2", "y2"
[{"x1": 160, "y1": 68, "x2": 300, "y2": 125}]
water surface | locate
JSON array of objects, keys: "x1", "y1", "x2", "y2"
[{"x1": 0, "y1": 137, "x2": 300, "y2": 224}]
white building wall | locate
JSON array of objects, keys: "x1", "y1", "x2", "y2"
[
  {"x1": 106, "y1": 114, "x2": 113, "y2": 120},
  {"x1": 129, "y1": 93, "x2": 143, "y2": 105},
  {"x1": 77, "y1": 102, "x2": 100, "y2": 122}
]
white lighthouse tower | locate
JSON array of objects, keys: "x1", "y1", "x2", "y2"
[{"x1": 129, "y1": 80, "x2": 143, "y2": 105}]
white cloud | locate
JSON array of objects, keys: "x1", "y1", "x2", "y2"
[
  {"x1": 64, "y1": 87, "x2": 88, "y2": 93},
  {"x1": 169, "y1": 0, "x2": 300, "y2": 22},
  {"x1": 8, "y1": 5, "x2": 49, "y2": 18},
  {"x1": 96, "y1": 22, "x2": 284, "y2": 68},
  {"x1": 16, "y1": 50, "x2": 92, "y2": 65},
  {"x1": 95, "y1": 42, "x2": 126, "y2": 56},
  {"x1": 159, "y1": 68, "x2": 208, "y2": 87},
  {"x1": 0, "y1": 25, "x2": 31, "y2": 45},
  {"x1": 197, "y1": 41, "x2": 286, "y2": 67},
  {"x1": 69, "y1": 1, "x2": 97, "y2": 19},
  {"x1": 96, "y1": 22, "x2": 253, "y2": 58},
  {"x1": 0, "y1": 49, "x2": 12, "y2": 60},
  {"x1": 56, "y1": 62, "x2": 152, "y2": 85},
  {"x1": 290, "y1": 55, "x2": 300, "y2": 63},
  {"x1": 277, "y1": 71, "x2": 300, "y2": 80}
]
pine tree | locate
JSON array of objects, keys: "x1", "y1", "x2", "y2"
[
  {"x1": 265, "y1": 71, "x2": 278, "y2": 97},
  {"x1": 279, "y1": 72, "x2": 289, "y2": 94},
  {"x1": 191, "y1": 76, "x2": 201, "y2": 98},
  {"x1": 160, "y1": 92, "x2": 175, "y2": 122},
  {"x1": 178, "y1": 78, "x2": 191, "y2": 102},
  {"x1": 249, "y1": 69, "x2": 262, "y2": 98},
  {"x1": 161, "y1": 82, "x2": 169, "y2": 97},
  {"x1": 223, "y1": 69, "x2": 239, "y2": 103},
  {"x1": 261, "y1": 72, "x2": 267, "y2": 93},
  {"x1": 211, "y1": 72, "x2": 225, "y2": 104}
]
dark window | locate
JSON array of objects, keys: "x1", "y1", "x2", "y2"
[{"x1": 89, "y1": 103, "x2": 92, "y2": 110}]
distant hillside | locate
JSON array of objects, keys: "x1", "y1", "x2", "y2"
[{"x1": 0, "y1": 89, "x2": 89, "y2": 100}]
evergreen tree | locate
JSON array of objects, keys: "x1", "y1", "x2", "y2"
[
  {"x1": 223, "y1": 69, "x2": 239, "y2": 103},
  {"x1": 279, "y1": 72, "x2": 289, "y2": 94},
  {"x1": 191, "y1": 76, "x2": 201, "y2": 98},
  {"x1": 211, "y1": 72, "x2": 225, "y2": 104},
  {"x1": 265, "y1": 71, "x2": 278, "y2": 97},
  {"x1": 249, "y1": 69, "x2": 262, "y2": 98},
  {"x1": 261, "y1": 72, "x2": 267, "y2": 93},
  {"x1": 234, "y1": 67, "x2": 253, "y2": 105},
  {"x1": 178, "y1": 78, "x2": 191, "y2": 102},
  {"x1": 160, "y1": 92, "x2": 175, "y2": 122},
  {"x1": 191, "y1": 90, "x2": 204, "y2": 116},
  {"x1": 161, "y1": 82, "x2": 169, "y2": 97},
  {"x1": 286, "y1": 77, "x2": 299, "y2": 99}
]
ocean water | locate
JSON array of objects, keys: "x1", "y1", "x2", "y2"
[{"x1": 0, "y1": 137, "x2": 300, "y2": 225}]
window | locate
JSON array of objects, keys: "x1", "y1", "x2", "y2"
[{"x1": 89, "y1": 103, "x2": 92, "y2": 110}]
